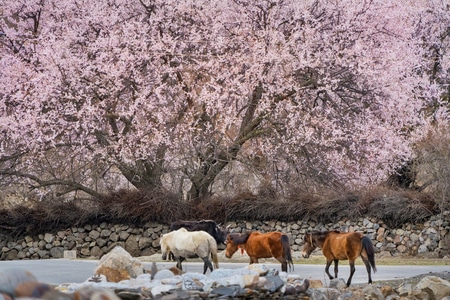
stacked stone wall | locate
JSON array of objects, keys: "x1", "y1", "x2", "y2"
[{"x1": 1, "y1": 212, "x2": 449, "y2": 260}]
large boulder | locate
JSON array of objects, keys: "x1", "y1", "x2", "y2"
[
  {"x1": 0, "y1": 269, "x2": 37, "y2": 297},
  {"x1": 415, "y1": 275, "x2": 450, "y2": 300},
  {"x1": 94, "y1": 246, "x2": 144, "y2": 282}
]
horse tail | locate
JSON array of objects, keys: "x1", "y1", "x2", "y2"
[
  {"x1": 281, "y1": 234, "x2": 294, "y2": 271},
  {"x1": 209, "y1": 237, "x2": 219, "y2": 269},
  {"x1": 361, "y1": 236, "x2": 376, "y2": 272}
]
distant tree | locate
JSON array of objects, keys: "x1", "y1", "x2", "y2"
[
  {"x1": 413, "y1": 110, "x2": 450, "y2": 211},
  {"x1": 0, "y1": 0, "x2": 448, "y2": 200}
]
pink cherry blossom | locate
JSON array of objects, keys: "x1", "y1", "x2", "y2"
[{"x1": 0, "y1": 0, "x2": 448, "y2": 199}]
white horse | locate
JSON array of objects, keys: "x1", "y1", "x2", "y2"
[{"x1": 160, "y1": 228, "x2": 219, "y2": 274}]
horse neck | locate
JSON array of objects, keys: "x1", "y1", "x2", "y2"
[
  {"x1": 312, "y1": 232, "x2": 327, "y2": 248},
  {"x1": 231, "y1": 232, "x2": 251, "y2": 245}
]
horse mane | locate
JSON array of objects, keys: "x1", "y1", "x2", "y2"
[
  {"x1": 310, "y1": 230, "x2": 339, "y2": 243},
  {"x1": 228, "y1": 232, "x2": 251, "y2": 244}
]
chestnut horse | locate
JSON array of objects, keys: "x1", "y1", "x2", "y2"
[
  {"x1": 225, "y1": 231, "x2": 294, "y2": 272},
  {"x1": 302, "y1": 230, "x2": 376, "y2": 286}
]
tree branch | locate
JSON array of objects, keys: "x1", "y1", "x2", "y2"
[{"x1": 0, "y1": 169, "x2": 103, "y2": 199}]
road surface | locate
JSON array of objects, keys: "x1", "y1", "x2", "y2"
[{"x1": 0, "y1": 259, "x2": 448, "y2": 286}]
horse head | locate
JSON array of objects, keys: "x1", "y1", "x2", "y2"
[
  {"x1": 225, "y1": 234, "x2": 238, "y2": 258},
  {"x1": 301, "y1": 232, "x2": 317, "y2": 258},
  {"x1": 225, "y1": 232, "x2": 249, "y2": 258},
  {"x1": 215, "y1": 224, "x2": 230, "y2": 245}
]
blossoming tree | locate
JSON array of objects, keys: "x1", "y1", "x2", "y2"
[{"x1": 0, "y1": 0, "x2": 448, "y2": 200}]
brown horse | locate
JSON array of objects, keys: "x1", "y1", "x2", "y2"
[
  {"x1": 302, "y1": 230, "x2": 376, "y2": 286},
  {"x1": 225, "y1": 231, "x2": 294, "y2": 272}
]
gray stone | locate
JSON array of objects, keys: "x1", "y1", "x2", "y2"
[
  {"x1": 44, "y1": 233, "x2": 55, "y2": 243},
  {"x1": 418, "y1": 244, "x2": 429, "y2": 253},
  {"x1": 211, "y1": 285, "x2": 246, "y2": 297},
  {"x1": 90, "y1": 246, "x2": 103, "y2": 258},
  {"x1": 37, "y1": 250, "x2": 49, "y2": 258},
  {"x1": 4, "y1": 249, "x2": 18, "y2": 260},
  {"x1": 264, "y1": 275, "x2": 284, "y2": 292},
  {"x1": 96, "y1": 238, "x2": 108, "y2": 247},
  {"x1": 100, "y1": 229, "x2": 111, "y2": 238},
  {"x1": 38, "y1": 240, "x2": 46, "y2": 250},
  {"x1": 80, "y1": 248, "x2": 90, "y2": 256},
  {"x1": 110, "y1": 232, "x2": 119, "y2": 242},
  {"x1": 125, "y1": 235, "x2": 140, "y2": 257},
  {"x1": 396, "y1": 282, "x2": 413, "y2": 296},
  {"x1": 89, "y1": 230, "x2": 100, "y2": 239},
  {"x1": 362, "y1": 285, "x2": 384, "y2": 300},
  {"x1": 50, "y1": 247, "x2": 64, "y2": 258},
  {"x1": 307, "y1": 288, "x2": 341, "y2": 300},
  {"x1": 329, "y1": 278, "x2": 346, "y2": 290},
  {"x1": 119, "y1": 231, "x2": 130, "y2": 241},
  {"x1": 138, "y1": 237, "x2": 153, "y2": 249}
]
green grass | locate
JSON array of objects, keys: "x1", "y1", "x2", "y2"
[{"x1": 298, "y1": 255, "x2": 450, "y2": 266}]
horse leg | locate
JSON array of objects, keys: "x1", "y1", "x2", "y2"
[
  {"x1": 333, "y1": 259, "x2": 339, "y2": 278},
  {"x1": 275, "y1": 256, "x2": 287, "y2": 272},
  {"x1": 201, "y1": 257, "x2": 213, "y2": 274},
  {"x1": 361, "y1": 256, "x2": 373, "y2": 284},
  {"x1": 346, "y1": 260, "x2": 356, "y2": 287},
  {"x1": 324, "y1": 259, "x2": 334, "y2": 280},
  {"x1": 249, "y1": 257, "x2": 259, "y2": 264},
  {"x1": 176, "y1": 257, "x2": 185, "y2": 270}
]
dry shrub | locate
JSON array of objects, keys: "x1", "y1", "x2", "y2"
[
  {"x1": 221, "y1": 189, "x2": 311, "y2": 222},
  {"x1": 98, "y1": 188, "x2": 188, "y2": 224},
  {"x1": 0, "y1": 184, "x2": 440, "y2": 237},
  {"x1": 193, "y1": 196, "x2": 228, "y2": 222},
  {"x1": 0, "y1": 199, "x2": 86, "y2": 236},
  {"x1": 366, "y1": 189, "x2": 437, "y2": 227},
  {"x1": 413, "y1": 120, "x2": 450, "y2": 211},
  {"x1": 311, "y1": 193, "x2": 366, "y2": 223}
]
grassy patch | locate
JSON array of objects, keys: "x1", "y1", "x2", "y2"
[{"x1": 298, "y1": 255, "x2": 450, "y2": 266}]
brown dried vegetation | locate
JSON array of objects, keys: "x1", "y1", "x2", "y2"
[{"x1": 0, "y1": 185, "x2": 439, "y2": 237}]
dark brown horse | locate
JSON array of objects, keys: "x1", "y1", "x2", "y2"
[
  {"x1": 302, "y1": 230, "x2": 376, "y2": 286},
  {"x1": 225, "y1": 231, "x2": 294, "y2": 272}
]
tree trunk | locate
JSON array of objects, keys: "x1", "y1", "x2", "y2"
[
  {"x1": 117, "y1": 146, "x2": 166, "y2": 190},
  {"x1": 187, "y1": 83, "x2": 264, "y2": 200}
]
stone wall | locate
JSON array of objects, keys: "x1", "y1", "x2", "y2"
[{"x1": 1, "y1": 212, "x2": 449, "y2": 260}]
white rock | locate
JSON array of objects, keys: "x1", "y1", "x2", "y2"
[
  {"x1": 153, "y1": 269, "x2": 175, "y2": 280},
  {"x1": 246, "y1": 264, "x2": 269, "y2": 275},
  {"x1": 151, "y1": 284, "x2": 178, "y2": 297},
  {"x1": 94, "y1": 246, "x2": 144, "y2": 282}
]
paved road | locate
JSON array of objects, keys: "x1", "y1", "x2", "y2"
[{"x1": 0, "y1": 259, "x2": 448, "y2": 286}]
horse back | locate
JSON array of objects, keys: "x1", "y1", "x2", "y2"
[
  {"x1": 174, "y1": 230, "x2": 217, "y2": 258},
  {"x1": 246, "y1": 232, "x2": 284, "y2": 258}
]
